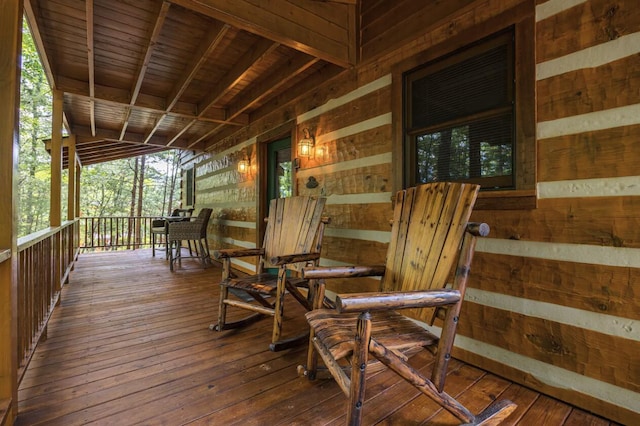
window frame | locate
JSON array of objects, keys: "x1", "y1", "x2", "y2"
[
  {"x1": 184, "y1": 167, "x2": 195, "y2": 208},
  {"x1": 391, "y1": 5, "x2": 536, "y2": 210}
]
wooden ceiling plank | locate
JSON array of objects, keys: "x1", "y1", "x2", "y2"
[
  {"x1": 167, "y1": 119, "x2": 196, "y2": 146},
  {"x1": 197, "y1": 38, "x2": 280, "y2": 115},
  {"x1": 228, "y1": 54, "x2": 320, "y2": 120},
  {"x1": 119, "y1": 107, "x2": 132, "y2": 141},
  {"x1": 120, "y1": 2, "x2": 171, "y2": 141},
  {"x1": 166, "y1": 23, "x2": 231, "y2": 112},
  {"x1": 59, "y1": 78, "x2": 246, "y2": 125},
  {"x1": 190, "y1": 54, "x2": 318, "y2": 148},
  {"x1": 73, "y1": 124, "x2": 169, "y2": 147},
  {"x1": 86, "y1": 0, "x2": 96, "y2": 137},
  {"x1": 169, "y1": 0, "x2": 352, "y2": 67},
  {"x1": 141, "y1": 21, "x2": 229, "y2": 146},
  {"x1": 130, "y1": 1, "x2": 171, "y2": 106},
  {"x1": 144, "y1": 115, "x2": 167, "y2": 144},
  {"x1": 24, "y1": 0, "x2": 57, "y2": 90}
]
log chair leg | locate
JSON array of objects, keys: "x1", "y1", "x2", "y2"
[
  {"x1": 211, "y1": 285, "x2": 229, "y2": 331},
  {"x1": 271, "y1": 266, "x2": 287, "y2": 346},
  {"x1": 299, "y1": 279, "x2": 326, "y2": 380},
  {"x1": 347, "y1": 312, "x2": 371, "y2": 426}
]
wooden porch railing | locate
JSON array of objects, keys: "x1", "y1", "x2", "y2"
[
  {"x1": 78, "y1": 216, "x2": 157, "y2": 251},
  {"x1": 16, "y1": 220, "x2": 78, "y2": 383}
]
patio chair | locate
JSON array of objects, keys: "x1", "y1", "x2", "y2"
[
  {"x1": 298, "y1": 182, "x2": 516, "y2": 425},
  {"x1": 211, "y1": 196, "x2": 329, "y2": 352},
  {"x1": 168, "y1": 208, "x2": 212, "y2": 271}
]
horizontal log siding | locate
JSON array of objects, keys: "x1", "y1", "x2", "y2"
[
  {"x1": 192, "y1": 138, "x2": 259, "y2": 274},
  {"x1": 461, "y1": 0, "x2": 640, "y2": 422},
  {"x1": 188, "y1": 0, "x2": 639, "y2": 422}
]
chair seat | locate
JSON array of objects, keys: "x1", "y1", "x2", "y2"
[
  {"x1": 223, "y1": 273, "x2": 308, "y2": 296},
  {"x1": 306, "y1": 309, "x2": 438, "y2": 361}
]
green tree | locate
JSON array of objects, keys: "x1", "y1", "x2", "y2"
[{"x1": 18, "y1": 18, "x2": 52, "y2": 237}]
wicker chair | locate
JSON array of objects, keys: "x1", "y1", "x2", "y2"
[
  {"x1": 168, "y1": 208, "x2": 212, "y2": 271},
  {"x1": 151, "y1": 208, "x2": 178, "y2": 258}
]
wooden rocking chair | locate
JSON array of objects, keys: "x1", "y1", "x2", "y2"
[
  {"x1": 299, "y1": 182, "x2": 516, "y2": 425},
  {"x1": 211, "y1": 196, "x2": 330, "y2": 352}
]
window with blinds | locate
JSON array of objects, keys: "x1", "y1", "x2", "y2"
[{"x1": 404, "y1": 29, "x2": 515, "y2": 189}]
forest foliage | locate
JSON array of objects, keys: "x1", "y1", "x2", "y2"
[{"x1": 18, "y1": 20, "x2": 181, "y2": 238}]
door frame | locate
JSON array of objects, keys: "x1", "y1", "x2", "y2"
[{"x1": 256, "y1": 122, "x2": 296, "y2": 246}]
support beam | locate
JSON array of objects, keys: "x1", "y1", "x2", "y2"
[
  {"x1": 169, "y1": 0, "x2": 354, "y2": 67},
  {"x1": 67, "y1": 135, "x2": 77, "y2": 220},
  {"x1": 86, "y1": 0, "x2": 96, "y2": 136},
  {"x1": 51, "y1": 90, "x2": 63, "y2": 227},
  {"x1": 0, "y1": 1, "x2": 22, "y2": 422}
]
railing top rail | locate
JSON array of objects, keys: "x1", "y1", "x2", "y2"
[
  {"x1": 0, "y1": 249, "x2": 10, "y2": 263},
  {"x1": 17, "y1": 220, "x2": 77, "y2": 251}
]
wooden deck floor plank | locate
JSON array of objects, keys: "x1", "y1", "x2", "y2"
[
  {"x1": 15, "y1": 250, "x2": 608, "y2": 425},
  {"x1": 564, "y1": 408, "x2": 612, "y2": 425},
  {"x1": 21, "y1": 311, "x2": 275, "y2": 391},
  {"x1": 18, "y1": 322, "x2": 274, "y2": 403},
  {"x1": 512, "y1": 394, "x2": 572, "y2": 425},
  {"x1": 492, "y1": 382, "x2": 540, "y2": 425},
  {"x1": 420, "y1": 373, "x2": 512, "y2": 425},
  {"x1": 373, "y1": 361, "x2": 484, "y2": 425},
  {"x1": 286, "y1": 358, "x2": 424, "y2": 426},
  {"x1": 93, "y1": 348, "x2": 308, "y2": 425},
  {"x1": 17, "y1": 329, "x2": 290, "y2": 425}
]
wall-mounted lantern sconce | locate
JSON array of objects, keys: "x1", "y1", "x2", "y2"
[
  {"x1": 298, "y1": 128, "x2": 315, "y2": 158},
  {"x1": 237, "y1": 153, "x2": 250, "y2": 174}
]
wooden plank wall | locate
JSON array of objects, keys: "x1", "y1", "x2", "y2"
[{"x1": 190, "y1": 0, "x2": 639, "y2": 423}]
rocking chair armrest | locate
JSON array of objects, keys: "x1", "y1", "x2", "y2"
[
  {"x1": 302, "y1": 265, "x2": 386, "y2": 279},
  {"x1": 335, "y1": 289, "x2": 461, "y2": 313},
  {"x1": 269, "y1": 252, "x2": 320, "y2": 266},
  {"x1": 213, "y1": 247, "x2": 265, "y2": 259}
]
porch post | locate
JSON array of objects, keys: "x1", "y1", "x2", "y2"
[
  {"x1": 50, "y1": 90, "x2": 63, "y2": 227},
  {"x1": 67, "y1": 135, "x2": 77, "y2": 220},
  {"x1": 0, "y1": 0, "x2": 23, "y2": 423}
]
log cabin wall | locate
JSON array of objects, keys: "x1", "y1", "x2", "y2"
[{"x1": 186, "y1": 0, "x2": 639, "y2": 423}]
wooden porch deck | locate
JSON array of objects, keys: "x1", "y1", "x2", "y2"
[{"x1": 16, "y1": 250, "x2": 616, "y2": 426}]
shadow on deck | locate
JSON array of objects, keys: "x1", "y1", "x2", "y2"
[{"x1": 16, "y1": 250, "x2": 616, "y2": 425}]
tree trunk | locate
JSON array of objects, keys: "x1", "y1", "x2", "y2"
[
  {"x1": 136, "y1": 155, "x2": 146, "y2": 247},
  {"x1": 128, "y1": 157, "x2": 139, "y2": 250}
]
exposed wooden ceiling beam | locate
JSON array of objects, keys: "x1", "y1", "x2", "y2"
[
  {"x1": 228, "y1": 54, "x2": 320, "y2": 121},
  {"x1": 166, "y1": 22, "x2": 230, "y2": 112},
  {"x1": 58, "y1": 78, "x2": 249, "y2": 126},
  {"x1": 181, "y1": 39, "x2": 281, "y2": 149},
  {"x1": 143, "y1": 21, "x2": 230, "y2": 145},
  {"x1": 121, "y1": 1, "x2": 171, "y2": 141},
  {"x1": 71, "y1": 124, "x2": 188, "y2": 149},
  {"x1": 189, "y1": 53, "x2": 319, "y2": 148},
  {"x1": 24, "y1": 0, "x2": 56, "y2": 90},
  {"x1": 197, "y1": 39, "x2": 280, "y2": 115},
  {"x1": 169, "y1": 0, "x2": 354, "y2": 67},
  {"x1": 86, "y1": 0, "x2": 96, "y2": 137}
]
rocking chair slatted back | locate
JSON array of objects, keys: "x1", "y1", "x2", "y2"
[
  {"x1": 381, "y1": 182, "x2": 479, "y2": 324},
  {"x1": 262, "y1": 196, "x2": 327, "y2": 272}
]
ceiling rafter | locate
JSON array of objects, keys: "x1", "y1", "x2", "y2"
[
  {"x1": 85, "y1": 0, "x2": 96, "y2": 137},
  {"x1": 142, "y1": 21, "x2": 231, "y2": 145},
  {"x1": 189, "y1": 53, "x2": 319, "y2": 148},
  {"x1": 168, "y1": 0, "x2": 354, "y2": 67},
  {"x1": 30, "y1": 0, "x2": 355, "y2": 166},
  {"x1": 197, "y1": 39, "x2": 280, "y2": 115},
  {"x1": 60, "y1": 84, "x2": 248, "y2": 126},
  {"x1": 121, "y1": 1, "x2": 171, "y2": 141},
  {"x1": 178, "y1": 39, "x2": 281, "y2": 148}
]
